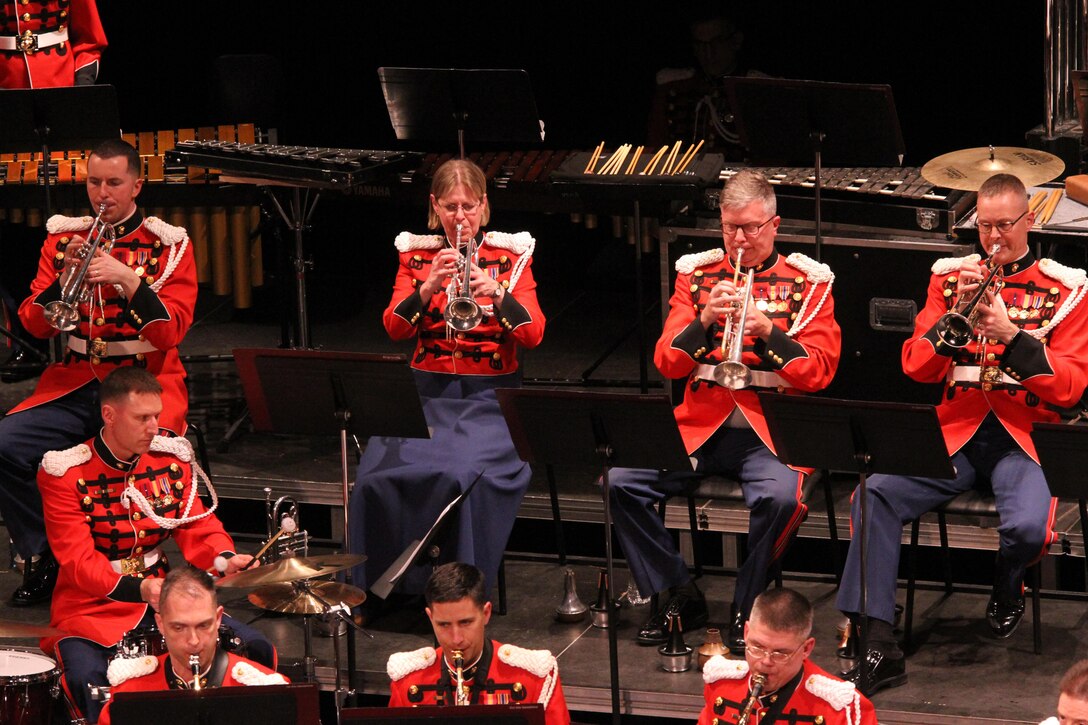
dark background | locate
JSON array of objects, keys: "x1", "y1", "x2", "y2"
[{"x1": 95, "y1": 1, "x2": 1046, "y2": 166}]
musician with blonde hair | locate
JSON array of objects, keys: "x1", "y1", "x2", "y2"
[{"x1": 349, "y1": 159, "x2": 545, "y2": 602}]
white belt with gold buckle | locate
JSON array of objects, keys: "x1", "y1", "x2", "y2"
[
  {"x1": 694, "y1": 364, "x2": 791, "y2": 389},
  {"x1": 110, "y1": 547, "x2": 162, "y2": 575},
  {"x1": 68, "y1": 337, "x2": 158, "y2": 358},
  {"x1": 0, "y1": 28, "x2": 68, "y2": 53},
  {"x1": 949, "y1": 365, "x2": 1020, "y2": 387}
]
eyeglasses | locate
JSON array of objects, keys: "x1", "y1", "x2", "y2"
[
  {"x1": 977, "y1": 209, "x2": 1028, "y2": 235},
  {"x1": 438, "y1": 201, "x2": 482, "y2": 215},
  {"x1": 722, "y1": 216, "x2": 775, "y2": 238},
  {"x1": 746, "y1": 639, "x2": 805, "y2": 664}
]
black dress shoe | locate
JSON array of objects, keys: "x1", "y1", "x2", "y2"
[
  {"x1": 0, "y1": 348, "x2": 47, "y2": 383},
  {"x1": 11, "y1": 551, "x2": 58, "y2": 607},
  {"x1": 986, "y1": 592, "x2": 1025, "y2": 638},
  {"x1": 726, "y1": 608, "x2": 747, "y2": 655},
  {"x1": 635, "y1": 591, "x2": 709, "y2": 646},
  {"x1": 843, "y1": 648, "x2": 908, "y2": 697}
]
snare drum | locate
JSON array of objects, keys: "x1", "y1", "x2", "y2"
[{"x1": 0, "y1": 649, "x2": 59, "y2": 725}]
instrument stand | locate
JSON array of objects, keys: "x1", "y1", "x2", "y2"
[
  {"x1": 758, "y1": 393, "x2": 953, "y2": 690},
  {"x1": 233, "y1": 348, "x2": 429, "y2": 709},
  {"x1": 264, "y1": 185, "x2": 319, "y2": 349},
  {"x1": 723, "y1": 77, "x2": 907, "y2": 262},
  {"x1": 496, "y1": 388, "x2": 691, "y2": 725}
]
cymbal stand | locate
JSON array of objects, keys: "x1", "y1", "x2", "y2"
[{"x1": 307, "y1": 584, "x2": 371, "y2": 725}]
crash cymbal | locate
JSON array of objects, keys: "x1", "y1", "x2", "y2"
[
  {"x1": 216, "y1": 553, "x2": 366, "y2": 588},
  {"x1": 921, "y1": 146, "x2": 1065, "y2": 191},
  {"x1": 248, "y1": 580, "x2": 367, "y2": 615},
  {"x1": 0, "y1": 620, "x2": 64, "y2": 638}
]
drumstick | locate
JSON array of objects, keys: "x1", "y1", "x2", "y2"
[
  {"x1": 1028, "y1": 191, "x2": 1047, "y2": 215},
  {"x1": 609, "y1": 144, "x2": 631, "y2": 175},
  {"x1": 215, "y1": 517, "x2": 298, "y2": 573},
  {"x1": 625, "y1": 145, "x2": 644, "y2": 175},
  {"x1": 1038, "y1": 189, "x2": 1063, "y2": 226},
  {"x1": 661, "y1": 140, "x2": 682, "y2": 175},
  {"x1": 584, "y1": 142, "x2": 604, "y2": 174},
  {"x1": 642, "y1": 145, "x2": 668, "y2": 175},
  {"x1": 597, "y1": 147, "x2": 624, "y2": 176},
  {"x1": 674, "y1": 139, "x2": 705, "y2": 175}
]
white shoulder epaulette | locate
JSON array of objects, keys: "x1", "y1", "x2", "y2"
[
  {"x1": 395, "y1": 232, "x2": 444, "y2": 253},
  {"x1": 230, "y1": 660, "x2": 288, "y2": 686},
  {"x1": 805, "y1": 673, "x2": 858, "y2": 710},
  {"x1": 107, "y1": 654, "x2": 158, "y2": 686},
  {"x1": 149, "y1": 435, "x2": 194, "y2": 463},
  {"x1": 496, "y1": 643, "x2": 555, "y2": 679},
  {"x1": 46, "y1": 214, "x2": 94, "y2": 234},
  {"x1": 785, "y1": 252, "x2": 833, "y2": 284},
  {"x1": 656, "y1": 67, "x2": 696, "y2": 85},
  {"x1": 41, "y1": 444, "x2": 92, "y2": 477},
  {"x1": 142, "y1": 216, "x2": 187, "y2": 246},
  {"x1": 932, "y1": 253, "x2": 980, "y2": 276},
  {"x1": 483, "y1": 231, "x2": 534, "y2": 256},
  {"x1": 702, "y1": 655, "x2": 749, "y2": 684},
  {"x1": 676, "y1": 248, "x2": 725, "y2": 275},
  {"x1": 1039, "y1": 258, "x2": 1088, "y2": 289},
  {"x1": 387, "y1": 646, "x2": 436, "y2": 682}
]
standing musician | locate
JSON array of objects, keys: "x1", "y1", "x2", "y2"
[
  {"x1": 387, "y1": 563, "x2": 570, "y2": 725},
  {"x1": 38, "y1": 367, "x2": 275, "y2": 724},
  {"x1": 698, "y1": 588, "x2": 876, "y2": 725},
  {"x1": 0, "y1": 138, "x2": 197, "y2": 607},
  {"x1": 97, "y1": 567, "x2": 288, "y2": 725},
  {"x1": 0, "y1": 0, "x2": 106, "y2": 88},
  {"x1": 608, "y1": 168, "x2": 840, "y2": 652},
  {"x1": 348, "y1": 159, "x2": 545, "y2": 599},
  {"x1": 836, "y1": 172, "x2": 1088, "y2": 696}
]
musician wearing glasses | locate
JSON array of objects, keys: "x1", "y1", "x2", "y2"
[
  {"x1": 98, "y1": 567, "x2": 288, "y2": 725},
  {"x1": 608, "y1": 168, "x2": 840, "y2": 652},
  {"x1": 387, "y1": 563, "x2": 569, "y2": 724},
  {"x1": 0, "y1": 138, "x2": 197, "y2": 608},
  {"x1": 37, "y1": 368, "x2": 274, "y2": 724},
  {"x1": 349, "y1": 159, "x2": 545, "y2": 601},
  {"x1": 836, "y1": 173, "x2": 1088, "y2": 696},
  {"x1": 699, "y1": 588, "x2": 876, "y2": 725}
]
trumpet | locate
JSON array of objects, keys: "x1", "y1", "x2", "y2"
[
  {"x1": 934, "y1": 243, "x2": 1005, "y2": 349},
  {"x1": 444, "y1": 223, "x2": 483, "y2": 332},
  {"x1": 712, "y1": 250, "x2": 755, "y2": 389},
  {"x1": 44, "y1": 203, "x2": 116, "y2": 332},
  {"x1": 189, "y1": 654, "x2": 202, "y2": 691},
  {"x1": 451, "y1": 649, "x2": 470, "y2": 706},
  {"x1": 736, "y1": 672, "x2": 766, "y2": 725}
]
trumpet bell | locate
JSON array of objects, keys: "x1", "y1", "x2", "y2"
[
  {"x1": 444, "y1": 297, "x2": 483, "y2": 331},
  {"x1": 712, "y1": 361, "x2": 752, "y2": 390},
  {"x1": 934, "y1": 311, "x2": 973, "y2": 348},
  {"x1": 43, "y1": 301, "x2": 80, "y2": 332}
]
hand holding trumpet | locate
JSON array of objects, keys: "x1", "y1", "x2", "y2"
[
  {"x1": 700, "y1": 278, "x2": 773, "y2": 340},
  {"x1": 954, "y1": 261, "x2": 1019, "y2": 345},
  {"x1": 64, "y1": 233, "x2": 141, "y2": 297}
]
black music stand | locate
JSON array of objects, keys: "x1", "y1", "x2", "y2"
[
  {"x1": 758, "y1": 393, "x2": 954, "y2": 689},
  {"x1": 233, "y1": 348, "x2": 429, "y2": 713},
  {"x1": 110, "y1": 683, "x2": 321, "y2": 725},
  {"x1": 377, "y1": 67, "x2": 543, "y2": 157},
  {"x1": 371, "y1": 471, "x2": 483, "y2": 601},
  {"x1": 496, "y1": 388, "x2": 691, "y2": 725},
  {"x1": 724, "y1": 77, "x2": 905, "y2": 261},
  {"x1": 1032, "y1": 422, "x2": 1088, "y2": 582},
  {"x1": 341, "y1": 703, "x2": 544, "y2": 725}
]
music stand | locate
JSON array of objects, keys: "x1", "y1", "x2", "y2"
[
  {"x1": 377, "y1": 67, "x2": 543, "y2": 157},
  {"x1": 757, "y1": 392, "x2": 953, "y2": 689},
  {"x1": 724, "y1": 77, "x2": 905, "y2": 261},
  {"x1": 1032, "y1": 422, "x2": 1088, "y2": 582},
  {"x1": 109, "y1": 683, "x2": 321, "y2": 725},
  {"x1": 340, "y1": 703, "x2": 544, "y2": 725},
  {"x1": 233, "y1": 348, "x2": 430, "y2": 712},
  {"x1": 496, "y1": 388, "x2": 691, "y2": 725},
  {"x1": 371, "y1": 472, "x2": 484, "y2": 601}
]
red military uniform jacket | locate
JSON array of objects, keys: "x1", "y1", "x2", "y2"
[
  {"x1": 39, "y1": 433, "x2": 235, "y2": 655},
  {"x1": 903, "y1": 251, "x2": 1088, "y2": 462},
  {"x1": 0, "y1": 0, "x2": 106, "y2": 88},
  {"x1": 698, "y1": 656, "x2": 877, "y2": 725},
  {"x1": 15, "y1": 212, "x2": 197, "y2": 434},
  {"x1": 384, "y1": 231, "x2": 545, "y2": 376},
  {"x1": 658, "y1": 248, "x2": 840, "y2": 455},
  {"x1": 387, "y1": 640, "x2": 570, "y2": 725},
  {"x1": 98, "y1": 651, "x2": 288, "y2": 725}
]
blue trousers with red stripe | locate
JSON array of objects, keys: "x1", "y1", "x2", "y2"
[
  {"x1": 836, "y1": 414, "x2": 1055, "y2": 625},
  {"x1": 607, "y1": 426, "x2": 807, "y2": 616}
]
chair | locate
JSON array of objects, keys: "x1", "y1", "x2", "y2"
[{"x1": 903, "y1": 489, "x2": 1043, "y2": 654}]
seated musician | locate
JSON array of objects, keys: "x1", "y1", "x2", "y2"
[
  {"x1": 348, "y1": 158, "x2": 545, "y2": 600},
  {"x1": 387, "y1": 563, "x2": 569, "y2": 724},
  {"x1": 698, "y1": 588, "x2": 876, "y2": 725},
  {"x1": 97, "y1": 566, "x2": 288, "y2": 725},
  {"x1": 1039, "y1": 659, "x2": 1088, "y2": 725},
  {"x1": 608, "y1": 168, "x2": 840, "y2": 651},
  {"x1": 836, "y1": 173, "x2": 1088, "y2": 696},
  {"x1": 38, "y1": 367, "x2": 274, "y2": 724},
  {"x1": 0, "y1": 138, "x2": 197, "y2": 607}
]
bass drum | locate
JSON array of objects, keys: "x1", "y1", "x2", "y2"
[{"x1": 0, "y1": 649, "x2": 59, "y2": 725}]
